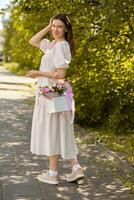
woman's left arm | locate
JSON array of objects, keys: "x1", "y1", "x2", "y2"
[{"x1": 26, "y1": 68, "x2": 66, "y2": 79}]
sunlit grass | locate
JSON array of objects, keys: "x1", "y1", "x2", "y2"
[
  {"x1": 86, "y1": 127, "x2": 134, "y2": 167},
  {"x1": 2, "y1": 62, "x2": 27, "y2": 76},
  {"x1": 83, "y1": 127, "x2": 134, "y2": 191}
]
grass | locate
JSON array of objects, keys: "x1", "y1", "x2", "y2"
[
  {"x1": 83, "y1": 126, "x2": 134, "y2": 191},
  {"x1": 85, "y1": 127, "x2": 134, "y2": 167},
  {"x1": 1, "y1": 62, "x2": 27, "y2": 76}
]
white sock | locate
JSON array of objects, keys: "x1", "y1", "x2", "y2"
[
  {"x1": 49, "y1": 170, "x2": 58, "y2": 177},
  {"x1": 72, "y1": 164, "x2": 81, "y2": 172}
]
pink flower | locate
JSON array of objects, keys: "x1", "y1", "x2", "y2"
[
  {"x1": 43, "y1": 87, "x2": 51, "y2": 93},
  {"x1": 56, "y1": 83, "x2": 64, "y2": 89},
  {"x1": 39, "y1": 80, "x2": 74, "y2": 98}
]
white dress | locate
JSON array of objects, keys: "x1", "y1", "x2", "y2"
[{"x1": 30, "y1": 38, "x2": 78, "y2": 159}]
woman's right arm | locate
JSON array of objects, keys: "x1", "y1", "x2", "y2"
[{"x1": 29, "y1": 24, "x2": 51, "y2": 48}]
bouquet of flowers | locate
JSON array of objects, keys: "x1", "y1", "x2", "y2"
[
  {"x1": 39, "y1": 80, "x2": 75, "y2": 123},
  {"x1": 39, "y1": 80, "x2": 73, "y2": 99}
]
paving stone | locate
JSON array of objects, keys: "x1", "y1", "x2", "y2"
[
  {"x1": 2, "y1": 195, "x2": 42, "y2": 200},
  {"x1": 2, "y1": 184, "x2": 43, "y2": 200},
  {"x1": 0, "y1": 165, "x2": 18, "y2": 177}
]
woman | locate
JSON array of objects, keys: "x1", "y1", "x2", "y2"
[{"x1": 26, "y1": 13, "x2": 84, "y2": 184}]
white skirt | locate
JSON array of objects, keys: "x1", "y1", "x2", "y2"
[{"x1": 30, "y1": 91, "x2": 78, "y2": 159}]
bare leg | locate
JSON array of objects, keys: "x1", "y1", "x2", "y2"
[
  {"x1": 48, "y1": 155, "x2": 59, "y2": 171},
  {"x1": 37, "y1": 155, "x2": 59, "y2": 184},
  {"x1": 69, "y1": 158, "x2": 78, "y2": 167}
]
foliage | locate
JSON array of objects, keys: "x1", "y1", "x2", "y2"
[{"x1": 2, "y1": 0, "x2": 134, "y2": 133}]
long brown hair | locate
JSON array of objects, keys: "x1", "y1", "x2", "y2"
[{"x1": 52, "y1": 13, "x2": 75, "y2": 56}]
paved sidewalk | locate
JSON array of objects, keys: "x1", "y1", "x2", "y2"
[{"x1": 0, "y1": 66, "x2": 134, "y2": 200}]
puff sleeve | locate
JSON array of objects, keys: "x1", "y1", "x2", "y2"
[
  {"x1": 40, "y1": 38, "x2": 50, "y2": 53},
  {"x1": 53, "y1": 42, "x2": 71, "y2": 69}
]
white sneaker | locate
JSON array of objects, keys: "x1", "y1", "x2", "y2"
[
  {"x1": 66, "y1": 168, "x2": 84, "y2": 182},
  {"x1": 37, "y1": 171, "x2": 59, "y2": 184}
]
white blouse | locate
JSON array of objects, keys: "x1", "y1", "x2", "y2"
[{"x1": 37, "y1": 38, "x2": 71, "y2": 87}]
